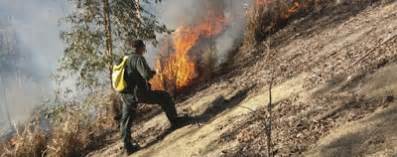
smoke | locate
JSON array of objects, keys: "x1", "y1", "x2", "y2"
[
  {"x1": 215, "y1": 0, "x2": 249, "y2": 65},
  {"x1": 150, "y1": 0, "x2": 250, "y2": 67},
  {"x1": 0, "y1": 0, "x2": 249, "y2": 127},
  {"x1": 0, "y1": 0, "x2": 69, "y2": 126}
]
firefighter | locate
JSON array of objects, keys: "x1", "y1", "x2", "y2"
[{"x1": 119, "y1": 39, "x2": 191, "y2": 154}]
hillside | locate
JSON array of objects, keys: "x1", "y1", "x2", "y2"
[{"x1": 85, "y1": 1, "x2": 397, "y2": 157}]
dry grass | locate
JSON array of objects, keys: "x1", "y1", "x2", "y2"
[
  {"x1": 1, "y1": 120, "x2": 47, "y2": 157},
  {"x1": 244, "y1": 0, "x2": 319, "y2": 46},
  {"x1": 44, "y1": 105, "x2": 91, "y2": 157},
  {"x1": 0, "y1": 90, "x2": 120, "y2": 157},
  {"x1": 245, "y1": 0, "x2": 288, "y2": 46}
]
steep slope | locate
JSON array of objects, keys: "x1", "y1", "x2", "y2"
[{"x1": 87, "y1": 1, "x2": 397, "y2": 156}]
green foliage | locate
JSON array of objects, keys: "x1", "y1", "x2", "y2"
[{"x1": 58, "y1": 0, "x2": 169, "y2": 89}]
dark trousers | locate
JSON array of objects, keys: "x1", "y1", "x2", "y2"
[{"x1": 120, "y1": 90, "x2": 178, "y2": 148}]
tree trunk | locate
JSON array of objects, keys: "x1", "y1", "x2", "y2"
[{"x1": 103, "y1": 0, "x2": 113, "y2": 89}]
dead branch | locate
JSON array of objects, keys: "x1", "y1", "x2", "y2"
[{"x1": 265, "y1": 38, "x2": 275, "y2": 157}]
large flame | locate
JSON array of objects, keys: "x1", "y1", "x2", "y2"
[
  {"x1": 150, "y1": 0, "x2": 303, "y2": 94},
  {"x1": 150, "y1": 12, "x2": 226, "y2": 93}
]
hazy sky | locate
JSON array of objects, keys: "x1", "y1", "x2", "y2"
[
  {"x1": 0, "y1": 0, "x2": 70, "y2": 126},
  {"x1": 0, "y1": 0, "x2": 70, "y2": 74}
]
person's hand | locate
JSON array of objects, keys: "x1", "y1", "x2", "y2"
[
  {"x1": 147, "y1": 82, "x2": 152, "y2": 90},
  {"x1": 153, "y1": 69, "x2": 158, "y2": 75}
]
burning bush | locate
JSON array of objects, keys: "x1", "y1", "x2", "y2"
[
  {"x1": 147, "y1": 0, "x2": 251, "y2": 96},
  {"x1": 146, "y1": 0, "x2": 320, "y2": 95},
  {"x1": 150, "y1": 9, "x2": 227, "y2": 95}
]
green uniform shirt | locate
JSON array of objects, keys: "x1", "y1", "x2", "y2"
[{"x1": 124, "y1": 53, "x2": 155, "y2": 93}]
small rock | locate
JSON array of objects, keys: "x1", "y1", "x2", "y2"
[
  {"x1": 383, "y1": 95, "x2": 394, "y2": 103},
  {"x1": 296, "y1": 133, "x2": 304, "y2": 138}
]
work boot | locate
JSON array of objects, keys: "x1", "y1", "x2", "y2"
[
  {"x1": 124, "y1": 143, "x2": 141, "y2": 155},
  {"x1": 170, "y1": 115, "x2": 193, "y2": 130}
]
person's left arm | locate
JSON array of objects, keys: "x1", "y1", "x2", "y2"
[{"x1": 136, "y1": 56, "x2": 156, "y2": 81}]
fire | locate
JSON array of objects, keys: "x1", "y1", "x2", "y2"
[
  {"x1": 149, "y1": 0, "x2": 304, "y2": 94},
  {"x1": 287, "y1": 1, "x2": 302, "y2": 15},
  {"x1": 150, "y1": 12, "x2": 226, "y2": 93},
  {"x1": 254, "y1": 0, "x2": 304, "y2": 18},
  {"x1": 255, "y1": 0, "x2": 271, "y2": 6}
]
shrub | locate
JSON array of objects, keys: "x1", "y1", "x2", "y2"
[
  {"x1": 0, "y1": 90, "x2": 121, "y2": 157},
  {"x1": 1, "y1": 118, "x2": 47, "y2": 157},
  {"x1": 45, "y1": 90, "x2": 118, "y2": 156},
  {"x1": 244, "y1": 0, "x2": 317, "y2": 46}
]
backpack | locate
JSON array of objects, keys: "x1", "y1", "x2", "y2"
[{"x1": 112, "y1": 56, "x2": 129, "y2": 92}]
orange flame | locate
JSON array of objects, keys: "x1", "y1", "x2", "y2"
[
  {"x1": 255, "y1": 0, "x2": 304, "y2": 19},
  {"x1": 287, "y1": 1, "x2": 302, "y2": 14},
  {"x1": 255, "y1": 0, "x2": 271, "y2": 6},
  {"x1": 150, "y1": 12, "x2": 226, "y2": 92},
  {"x1": 255, "y1": 0, "x2": 304, "y2": 16}
]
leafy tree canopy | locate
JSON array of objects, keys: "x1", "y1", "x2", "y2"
[{"x1": 58, "y1": 0, "x2": 169, "y2": 89}]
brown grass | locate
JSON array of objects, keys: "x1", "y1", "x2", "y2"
[
  {"x1": 1, "y1": 121, "x2": 47, "y2": 157},
  {"x1": 244, "y1": 0, "x2": 319, "y2": 46},
  {"x1": 0, "y1": 90, "x2": 120, "y2": 157},
  {"x1": 245, "y1": 0, "x2": 288, "y2": 46},
  {"x1": 44, "y1": 106, "x2": 90, "y2": 157}
]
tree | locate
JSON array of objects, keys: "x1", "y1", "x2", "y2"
[{"x1": 58, "y1": 0, "x2": 169, "y2": 89}]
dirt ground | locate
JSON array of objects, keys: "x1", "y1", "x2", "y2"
[{"x1": 86, "y1": 1, "x2": 397, "y2": 157}]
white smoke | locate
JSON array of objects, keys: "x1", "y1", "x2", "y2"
[
  {"x1": 0, "y1": 0, "x2": 70, "y2": 127},
  {"x1": 149, "y1": 0, "x2": 250, "y2": 67},
  {"x1": 215, "y1": 0, "x2": 249, "y2": 65}
]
